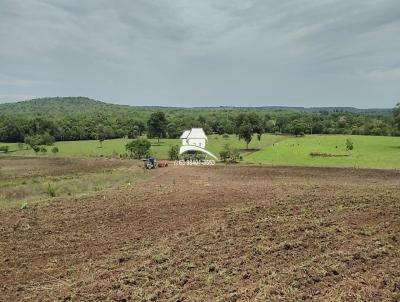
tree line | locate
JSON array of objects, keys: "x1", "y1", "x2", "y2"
[{"x1": 0, "y1": 98, "x2": 399, "y2": 145}]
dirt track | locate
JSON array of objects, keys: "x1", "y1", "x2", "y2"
[{"x1": 1, "y1": 164, "x2": 400, "y2": 301}]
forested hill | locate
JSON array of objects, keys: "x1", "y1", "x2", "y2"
[
  {"x1": 0, "y1": 97, "x2": 135, "y2": 116},
  {"x1": 0, "y1": 96, "x2": 393, "y2": 115}
]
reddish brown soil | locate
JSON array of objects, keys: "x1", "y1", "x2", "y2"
[{"x1": 1, "y1": 163, "x2": 400, "y2": 301}]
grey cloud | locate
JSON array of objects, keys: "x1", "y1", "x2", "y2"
[{"x1": 0, "y1": 0, "x2": 399, "y2": 107}]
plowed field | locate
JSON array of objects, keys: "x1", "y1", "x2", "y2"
[{"x1": 1, "y1": 160, "x2": 399, "y2": 301}]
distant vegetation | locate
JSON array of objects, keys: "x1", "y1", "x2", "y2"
[{"x1": 0, "y1": 97, "x2": 399, "y2": 145}]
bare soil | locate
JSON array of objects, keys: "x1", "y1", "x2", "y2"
[{"x1": 1, "y1": 160, "x2": 400, "y2": 301}]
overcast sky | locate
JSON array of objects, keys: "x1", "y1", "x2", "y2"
[{"x1": 0, "y1": 0, "x2": 399, "y2": 108}]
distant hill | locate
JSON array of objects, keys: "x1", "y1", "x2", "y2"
[
  {"x1": 0, "y1": 97, "x2": 134, "y2": 116},
  {"x1": 0, "y1": 96, "x2": 393, "y2": 115}
]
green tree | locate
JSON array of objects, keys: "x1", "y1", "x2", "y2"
[
  {"x1": 287, "y1": 120, "x2": 307, "y2": 136},
  {"x1": 147, "y1": 112, "x2": 167, "y2": 143},
  {"x1": 125, "y1": 138, "x2": 151, "y2": 159},
  {"x1": 41, "y1": 132, "x2": 55, "y2": 145},
  {"x1": 237, "y1": 123, "x2": 253, "y2": 149},
  {"x1": 394, "y1": 103, "x2": 400, "y2": 130},
  {"x1": 235, "y1": 113, "x2": 263, "y2": 149},
  {"x1": 127, "y1": 125, "x2": 140, "y2": 139},
  {"x1": 95, "y1": 124, "x2": 108, "y2": 148}
]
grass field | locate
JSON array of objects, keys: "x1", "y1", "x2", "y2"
[
  {"x1": 1, "y1": 134, "x2": 282, "y2": 159},
  {"x1": 1, "y1": 134, "x2": 399, "y2": 169},
  {"x1": 246, "y1": 135, "x2": 400, "y2": 169}
]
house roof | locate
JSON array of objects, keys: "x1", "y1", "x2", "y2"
[
  {"x1": 180, "y1": 130, "x2": 190, "y2": 139},
  {"x1": 187, "y1": 128, "x2": 207, "y2": 139},
  {"x1": 180, "y1": 128, "x2": 208, "y2": 140}
]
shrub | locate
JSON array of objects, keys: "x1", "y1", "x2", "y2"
[
  {"x1": 47, "y1": 184, "x2": 56, "y2": 197},
  {"x1": 345, "y1": 138, "x2": 354, "y2": 151},
  {"x1": 219, "y1": 149, "x2": 230, "y2": 162},
  {"x1": 310, "y1": 152, "x2": 350, "y2": 157},
  {"x1": 219, "y1": 144, "x2": 240, "y2": 163},
  {"x1": 168, "y1": 145, "x2": 180, "y2": 160},
  {"x1": 125, "y1": 138, "x2": 151, "y2": 159},
  {"x1": 0, "y1": 145, "x2": 9, "y2": 153},
  {"x1": 51, "y1": 146, "x2": 59, "y2": 155},
  {"x1": 40, "y1": 147, "x2": 47, "y2": 154},
  {"x1": 32, "y1": 145, "x2": 40, "y2": 154},
  {"x1": 24, "y1": 133, "x2": 55, "y2": 147}
]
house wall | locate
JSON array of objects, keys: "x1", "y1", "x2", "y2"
[{"x1": 187, "y1": 138, "x2": 205, "y2": 148}]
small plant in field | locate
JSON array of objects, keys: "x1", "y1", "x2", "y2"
[
  {"x1": 51, "y1": 146, "x2": 59, "y2": 155},
  {"x1": 185, "y1": 261, "x2": 196, "y2": 269},
  {"x1": 40, "y1": 146, "x2": 47, "y2": 154},
  {"x1": 47, "y1": 184, "x2": 56, "y2": 197},
  {"x1": 345, "y1": 138, "x2": 354, "y2": 151},
  {"x1": 20, "y1": 202, "x2": 28, "y2": 210},
  {"x1": 153, "y1": 254, "x2": 168, "y2": 264}
]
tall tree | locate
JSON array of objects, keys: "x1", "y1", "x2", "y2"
[
  {"x1": 235, "y1": 113, "x2": 263, "y2": 149},
  {"x1": 147, "y1": 112, "x2": 167, "y2": 143}
]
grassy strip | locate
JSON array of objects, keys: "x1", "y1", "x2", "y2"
[{"x1": 0, "y1": 168, "x2": 147, "y2": 208}]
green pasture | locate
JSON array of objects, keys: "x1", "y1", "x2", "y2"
[
  {"x1": 1, "y1": 134, "x2": 399, "y2": 169},
  {"x1": 246, "y1": 135, "x2": 400, "y2": 168},
  {"x1": 1, "y1": 134, "x2": 282, "y2": 159}
]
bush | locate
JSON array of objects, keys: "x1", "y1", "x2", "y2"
[
  {"x1": 51, "y1": 146, "x2": 59, "y2": 155},
  {"x1": 125, "y1": 138, "x2": 151, "y2": 159},
  {"x1": 40, "y1": 147, "x2": 47, "y2": 154},
  {"x1": 310, "y1": 152, "x2": 350, "y2": 157},
  {"x1": 24, "y1": 133, "x2": 55, "y2": 147},
  {"x1": 345, "y1": 138, "x2": 354, "y2": 151},
  {"x1": 32, "y1": 145, "x2": 40, "y2": 154},
  {"x1": 219, "y1": 144, "x2": 240, "y2": 163},
  {"x1": 168, "y1": 145, "x2": 180, "y2": 160},
  {"x1": 0, "y1": 145, "x2": 9, "y2": 153},
  {"x1": 219, "y1": 149, "x2": 230, "y2": 162}
]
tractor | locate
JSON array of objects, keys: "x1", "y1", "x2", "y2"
[
  {"x1": 143, "y1": 157, "x2": 168, "y2": 169},
  {"x1": 143, "y1": 157, "x2": 157, "y2": 169}
]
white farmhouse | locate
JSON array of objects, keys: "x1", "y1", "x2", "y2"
[{"x1": 180, "y1": 128, "x2": 207, "y2": 149}]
